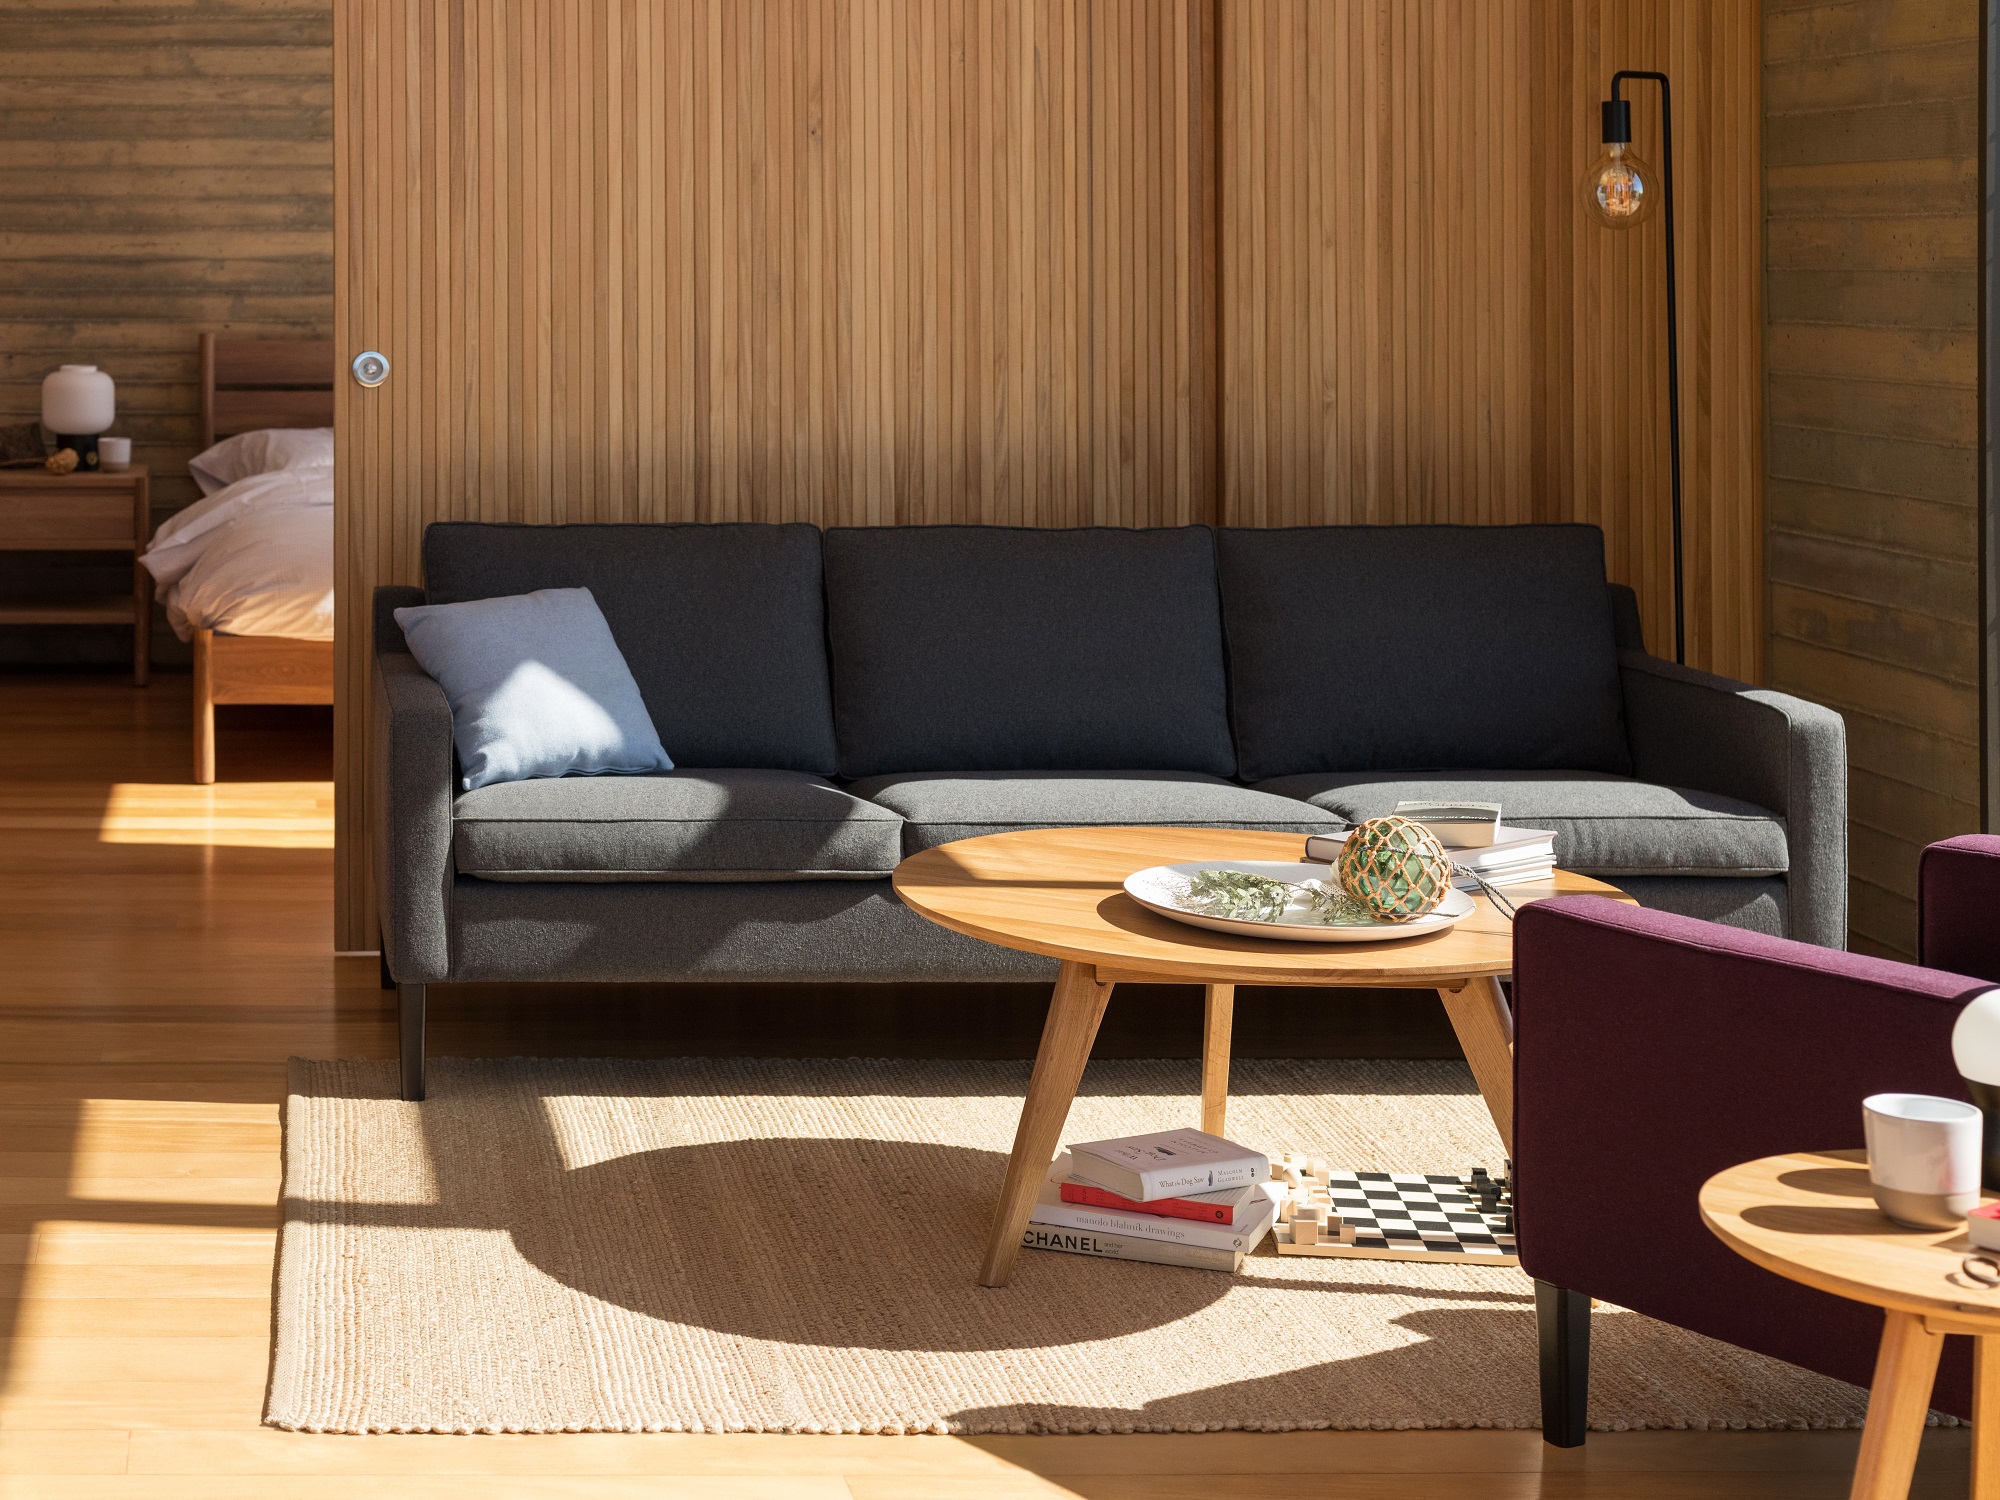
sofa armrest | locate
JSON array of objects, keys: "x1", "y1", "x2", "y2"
[
  {"x1": 1514, "y1": 895, "x2": 1992, "y2": 1414},
  {"x1": 1921, "y1": 835, "x2": 2000, "y2": 983},
  {"x1": 1619, "y1": 649, "x2": 1848, "y2": 947},
  {"x1": 371, "y1": 585, "x2": 453, "y2": 982}
]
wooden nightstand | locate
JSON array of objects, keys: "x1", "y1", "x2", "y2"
[{"x1": 0, "y1": 465, "x2": 152, "y2": 685}]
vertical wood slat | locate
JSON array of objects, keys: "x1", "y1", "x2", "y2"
[{"x1": 333, "y1": 0, "x2": 1767, "y2": 947}]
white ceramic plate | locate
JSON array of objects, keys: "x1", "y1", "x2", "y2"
[{"x1": 1123, "y1": 860, "x2": 1475, "y2": 943}]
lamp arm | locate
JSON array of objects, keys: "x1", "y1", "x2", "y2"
[{"x1": 1608, "y1": 69, "x2": 1685, "y2": 666}]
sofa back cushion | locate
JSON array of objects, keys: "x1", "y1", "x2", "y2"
[
  {"x1": 824, "y1": 526, "x2": 1236, "y2": 778},
  {"x1": 422, "y1": 522, "x2": 838, "y2": 774},
  {"x1": 1217, "y1": 524, "x2": 1632, "y2": 780}
]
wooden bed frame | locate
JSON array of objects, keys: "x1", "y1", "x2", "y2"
[{"x1": 191, "y1": 332, "x2": 337, "y2": 783}]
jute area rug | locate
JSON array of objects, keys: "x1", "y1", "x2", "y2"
[{"x1": 269, "y1": 1056, "x2": 1870, "y2": 1436}]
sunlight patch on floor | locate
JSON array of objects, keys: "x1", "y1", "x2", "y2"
[{"x1": 95, "y1": 782, "x2": 335, "y2": 848}]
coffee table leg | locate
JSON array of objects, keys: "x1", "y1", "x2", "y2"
[
  {"x1": 1201, "y1": 983, "x2": 1234, "y2": 1136},
  {"x1": 979, "y1": 960, "x2": 1114, "y2": 1287},
  {"x1": 1973, "y1": 1333, "x2": 2000, "y2": 1498},
  {"x1": 1849, "y1": 1310, "x2": 1943, "y2": 1500},
  {"x1": 1437, "y1": 976, "x2": 1516, "y2": 1156}
]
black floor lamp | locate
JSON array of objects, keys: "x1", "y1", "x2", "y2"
[{"x1": 1583, "y1": 70, "x2": 1684, "y2": 665}]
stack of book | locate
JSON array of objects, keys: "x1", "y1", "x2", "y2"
[
  {"x1": 1021, "y1": 1129, "x2": 1279, "y2": 1273},
  {"x1": 1304, "y1": 824, "x2": 1557, "y2": 889}
]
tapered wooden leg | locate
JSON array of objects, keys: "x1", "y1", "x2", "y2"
[
  {"x1": 1848, "y1": 1310, "x2": 1943, "y2": 1500},
  {"x1": 979, "y1": 960, "x2": 1113, "y2": 1287},
  {"x1": 1437, "y1": 975, "x2": 1515, "y2": 1154},
  {"x1": 398, "y1": 982, "x2": 427, "y2": 1102},
  {"x1": 192, "y1": 628, "x2": 215, "y2": 784},
  {"x1": 1973, "y1": 1334, "x2": 2000, "y2": 1498},
  {"x1": 1201, "y1": 983, "x2": 1234, "y2": 1137}
]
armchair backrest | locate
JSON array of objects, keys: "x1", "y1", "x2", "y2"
[
  {"x1": 1513, "y1": 894, "x2": 1994, "y2": 1415},
  {"x1": 1920, "y1": 835, "x2": 2000, "y2": 983}
]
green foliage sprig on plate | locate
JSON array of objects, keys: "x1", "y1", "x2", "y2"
[{"x1": 1176, "y1": 868, "x2": 1377, "y2": 927}]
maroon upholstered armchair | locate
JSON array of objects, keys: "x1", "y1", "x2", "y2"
[{"x1": 1512, "y1": 834, "x2": 2000, "y2": 1446}]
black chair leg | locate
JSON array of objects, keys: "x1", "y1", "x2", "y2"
[
  {"x1": 379, "y1": 951, "x2": 396, "y2": 991},
  {"x1": 1536, "y1": 1279, "x2": 1591, "y2": 1447},
  {"x1": 398, "y1": 982, "x2": 427, "y2": 1102}
]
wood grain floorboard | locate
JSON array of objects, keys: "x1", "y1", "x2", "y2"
[{"x1": 0, "y1": 675, "x2": 1971, "y2": 1497}]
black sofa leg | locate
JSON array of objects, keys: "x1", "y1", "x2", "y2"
[
  {"x1": 1536, "y1": 1279, "x2": 1591, "y2": 1446},
  {"x1": 398, "y1": 982, "x2": 427, "y2": 1102}
]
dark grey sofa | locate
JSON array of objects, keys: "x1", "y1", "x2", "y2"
[{"x1": 374, "y1": 521, "x2": 1846, "y2": 1099}]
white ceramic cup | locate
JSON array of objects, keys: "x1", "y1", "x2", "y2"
[
  {"x1": 97, "y1": 436, "x2": 131, "y2": 470},
  {"x1": 1863, "y1": 1092, "x2": 1983, "y2": 1229}
]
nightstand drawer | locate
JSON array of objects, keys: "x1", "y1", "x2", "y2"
[{"x1": 0, "y1": 490, "x2": 137, "y2": 548}]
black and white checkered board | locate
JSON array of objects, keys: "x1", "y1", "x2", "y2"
[{"x1": 1275, "y1": 1171, "x2": 1518, "y2": 1265}]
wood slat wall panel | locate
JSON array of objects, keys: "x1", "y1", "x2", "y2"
[
  {"x1": 1761, "y1": 0, "x2": 1982, "y2": 958},
  {"x1": 0, "y1": 2, "x2": 332, "y2": 533},
  {"x1": 332, "y1": 0, "x2": 1217, "y2": 944}
]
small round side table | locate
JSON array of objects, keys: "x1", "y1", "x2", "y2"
[{"x1": 1701, "y1": 1149, "x2": 2000, "y2": 1500}]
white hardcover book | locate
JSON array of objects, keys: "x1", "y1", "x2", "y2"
[
  {"x1": 1033, "y1": 1155, "x2": 1278, "y2": 1252},
  {"x1": 1066, "y1": 1128, "x2": 1269, "y2": 1202},
  {"x1": 1019, "y1": 1223, "x2": 1245, "y2": 1273},
  {"x1": 1472, "y1": 861, "x2": 1556, "y2": 887},
  {"x1": 1449, "y1": 833, "x2": 1558, "y2": 872}
]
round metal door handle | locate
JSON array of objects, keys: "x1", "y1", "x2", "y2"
[{"x1": 351, "y1": 351, "x2": 390, "y2": 388}]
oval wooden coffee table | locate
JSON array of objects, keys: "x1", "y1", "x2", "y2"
[
  {"x1": 1702, "y1": 1150, "x2": 2000, "y2": 1500},
  {"x1": 892, "y1": 825, "x2": 1631, "y2": 1286}
]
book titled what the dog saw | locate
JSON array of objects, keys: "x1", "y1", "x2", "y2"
[{"x1": 1066, "y1": 1128, "x2": 1269, "y2": 1202}]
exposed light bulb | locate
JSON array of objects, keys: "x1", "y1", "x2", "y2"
[{"x1": 1583, "y1": 142, "x2": 1657, "y2": 229}]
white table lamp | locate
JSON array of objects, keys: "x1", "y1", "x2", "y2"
[
  {"x1": 41, "y1": 364, "x2": 116, "y2": 471},
  {"x1": 1951, "y1": 988, "x2": 2000, "y2": 1187}
]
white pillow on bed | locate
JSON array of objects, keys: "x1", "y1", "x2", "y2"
[{"x1": 188, "y1": 427, "x2": 333, "y2": 496}]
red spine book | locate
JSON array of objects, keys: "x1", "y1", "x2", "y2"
[{"x1": 1058, "y1": 1180, "x2": 1238, "y2": 1224}]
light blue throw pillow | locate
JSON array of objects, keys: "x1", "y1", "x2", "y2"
[{"x1": 393, "y1": 587, "x2": 674, "y2": 791}]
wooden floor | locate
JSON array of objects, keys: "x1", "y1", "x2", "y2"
[{"x1": 0, "y1": 674, "x2": 1974, "y2": 1497}]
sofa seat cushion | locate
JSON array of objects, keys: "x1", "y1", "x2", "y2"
[
  {"x1": 847, "y1": 771, "x2": 1343, "y2": 856},
  {"x1": 453, "y1": 769, "x2": 903, "y2": 881},
  {"x1": 1255, "y1": 770, "x2": 1788, "y2": 878}
]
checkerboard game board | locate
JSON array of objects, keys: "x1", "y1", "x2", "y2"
[{"x1": 1272, "y1": 1169, "x2": 1518, "y2": 1265}]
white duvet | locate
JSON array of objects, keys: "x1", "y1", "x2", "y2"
[{"x1": 141, "y1": 466, "x2": 334, "y2": 641}]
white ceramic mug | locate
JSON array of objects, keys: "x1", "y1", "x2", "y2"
[
  {"x1": 1863, "y1": 1092, "x2": 1982, "y2": 1228},
  {"x1": 97, "y1": 436, "x2": 131, "y2": 470}
]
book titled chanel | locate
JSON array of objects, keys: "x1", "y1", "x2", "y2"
[{"x1": 1067, "y1": 1128, "x2": 1269, "y2": 1203}]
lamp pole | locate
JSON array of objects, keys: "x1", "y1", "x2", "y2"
[{"x1": 1590, "y1": 70, "x2": 1683, "y2": 665}]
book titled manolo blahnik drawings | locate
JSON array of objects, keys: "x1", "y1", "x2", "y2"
[{"x1": 1066, "y1": 1128, "x2": 1269, "y2": 1202}]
